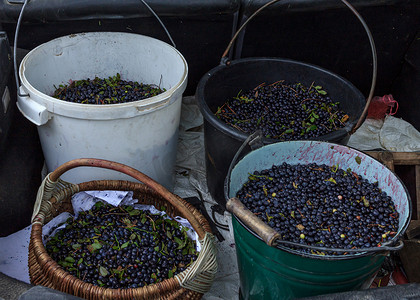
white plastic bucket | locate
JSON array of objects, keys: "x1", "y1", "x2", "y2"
[{"x1": 17, "y1": 32, "x2": 188, "y2": 189}]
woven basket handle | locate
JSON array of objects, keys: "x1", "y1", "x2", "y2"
[{"x1": 47, "y1": 158, "x2": 207, "y2": 239}]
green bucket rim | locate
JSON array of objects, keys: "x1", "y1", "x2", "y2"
[{"x1": 227, "y1": 140, "x2": 412, "y2": 261}]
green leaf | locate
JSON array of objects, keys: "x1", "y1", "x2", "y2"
[
  {"x1": 325, "y1": 177, "x2": 337, "y2": 184},
  {"x1": 92, "y1": 241, "x2": 102, "y2": 250},
  {"x1": 285, "y1": 129, "x2": 294, "y2": 134},
  {"x1": 121, "y1": 241, "x2": 130, "y2": 249},
  {"x1": 141, "y1": 215, "x2": 147, "y2": 224},
  {"x1": 72, "y1": 243, "x2": 82, "y2": 250},
  {"x1": 136, "y1": 233, "x2": 142, "y2": 242},
  {"x1": 314, "y1": 85, "x2": 327, "y2": 95},
  {"x1": 168, "y1": 270, "x2": 174, "y2": 278},
  {"x1": 65, "y1": 256, "x2": 75, "y2": 263},
  {"x1": 129, "y1": 209, "x2": 141, "y2": 216},
  {"x1": 97, "y1": 280, "x2": 105, "y2": 287},
  {"x1": 99, "y1": 266, "x2": 109, "y2": 277},
  {"x1": 362, "y1": 196, "x2": 370, "y2": 208},
  {"x1": 154, "y1": 246, "x2": 160, "y2": 252},
  {"x1": 263, "y1": 186, "x2": 268, "y2": 196},
  {"x1": 166, "y1": 231, "x2": 173, "y2": 239},
  {"x1": 161, "y1": 242, "x2": 169, "y2": 255},
  {"x1": 174, "y1": 236, "x2": 187, "y2": 250},
  {"x1": 130, "y1": 233, "x2": 136, "y2": 240},
  {"x1": 77, "y1": 258, "x2": 83, "y2": 265},
  {"x1": 58, "y1": 261, "x2": 73, "y2": 268},
  {"x1": 248, "y1": 174, "x2": 257, "y2": 181},
  {"x1": 355, "y1": 156, "x2": 362, "y2": 165},
  {"x1": 306, "y1": 125, "x2": 317, "y2": 132}
]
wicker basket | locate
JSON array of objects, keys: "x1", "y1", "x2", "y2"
[{"x1": 28, "y1": 158, "x2": 217, "y2": 300}]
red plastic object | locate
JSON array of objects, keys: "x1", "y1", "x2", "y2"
[
  {"x1": 367, "y1": 94, "x2": 399, "y2": 119},
  {"x1": 391, "y1": 266, "x2": 409, "y2": 284}
]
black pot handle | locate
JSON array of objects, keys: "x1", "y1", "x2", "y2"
[
  {"x1": 220, "y1": 0, "x2": 377, "y2": 134},
  {"x1": 226, "y1": 196, "x2": 404, "y2": 254},
  {"x1": 223, "y1": 130, "x2": 264, "y2": 202}
]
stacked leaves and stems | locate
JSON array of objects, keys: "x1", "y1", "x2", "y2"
[
  {"x1": 45, "y1": 202, "x2": 198, "y2": 289},
  {"x1": 52, "y1": 73, "x2": 165, "y2": 104},
  {"x1": 216, "y1": 81, "x2": 349, "y2": 141}
]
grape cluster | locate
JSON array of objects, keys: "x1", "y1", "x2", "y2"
[
  {"x1": 215, "y1": 81, "x2": 349, "y2": 141},
  {"x1": 52, "y1": 73, "x2": 165, "y2": 104},
  {"x1": 236, "y1": 162, "x2": 399, "y2": 255},
  {"x1": 45, "y1": 202, "x2": 198, "y2": 289}
]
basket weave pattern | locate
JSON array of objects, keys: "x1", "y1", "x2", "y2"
[{"x1": 28, "y1": 159, "x2": 217, "y2": 300}]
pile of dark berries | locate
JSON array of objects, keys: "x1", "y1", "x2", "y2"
[
  {"x1": 52, "y1": 73, "x2": 165, "y2": 104},
  {"x1": 215, "y1": 81, "x2": 349, "y2": 141},
  {"x1": 45, "y1": 202, "x2": 198, "y2": 289},
  {"x1": 236, "y1": 162, "x2": 399, "y2": 255}
]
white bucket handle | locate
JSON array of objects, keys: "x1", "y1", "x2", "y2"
[
  {"x1": 16, "y1": 86, "x2": 49, "y2": 126},
  {"x1": 13, "y1": 0, "x2": 176, "y2": 99}
]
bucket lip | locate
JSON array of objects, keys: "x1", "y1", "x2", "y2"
[
  {"x1": 195, "y1": 56, "x2": 364, "y2": 143},
  {"x1": 19, "y1": 31, "x2": 188, "y2": 119},
  {"x1": 228, "y1": 140, "x2": 412, "y2": 261}
]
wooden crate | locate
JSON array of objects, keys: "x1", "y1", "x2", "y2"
[{"x1": 363, "y1": 151, "x2": 420, "y2": 220}]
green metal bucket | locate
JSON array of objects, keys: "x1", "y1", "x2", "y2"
[{"x1": 226, "y1": 139, "x2": 411, "y2": 300}]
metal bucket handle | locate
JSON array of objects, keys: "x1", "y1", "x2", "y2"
[
  {"x1": 224, "y1": 131, "x2": 404, "y2": 254},
  {"x1": 13, "y1": 0, "x2": 176, "y2": 98},
  {"x1": 220, "y1": 0, "x2": 377, "y2": 134}
]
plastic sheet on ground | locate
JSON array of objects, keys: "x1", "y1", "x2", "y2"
[
  {"x1": 347, "y1": 116, "x2": 420, "y2": 151},
  {"x1": 174, "y1": 96, "x2": 240, "y2": 299}
]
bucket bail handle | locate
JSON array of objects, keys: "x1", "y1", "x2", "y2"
[
  {"x1": 227, "y1": 197, "x2": 280, "y2": 246},
  {"x1": 220, "y1": 0, "x2": 377, "y2": 133},
  {"x1": 227, "y1": 196, "x2": 405, "y2": 253},
  {"x1": 224, "y1": 130, "x2": 264, "y2": 202}
]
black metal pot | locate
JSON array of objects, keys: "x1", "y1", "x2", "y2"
[{"x1": 195, "y1": 0, "x2": 377, "y2": 208}]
